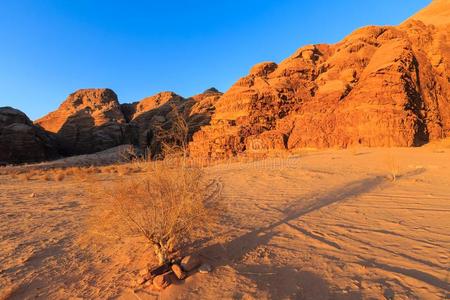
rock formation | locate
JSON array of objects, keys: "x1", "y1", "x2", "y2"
[
  {"x1": 125, "y1": 89, "x2": 222, "y2": 156},
  {"x1": 189, "y1": 0, "x2": 450, "y2": 158},
  {"x1": 34, "y1": 88, "x2": 222, "y2": 158},
  {"x1": 36, "y1": 88, "x2": 136, "y2": 155},
  {"x1": 5, "y1": 1, "x2": 449, "y2": 163},
  {"x1": 0, "y1": 107, "x2": 58, "y2": 164}
]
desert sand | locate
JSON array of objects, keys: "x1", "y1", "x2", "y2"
[
  {"x1": 1, "y1": 144, "x2": 449, "y2": 299},
  {"x1": 1, "y1": 1, "x2": 449, "y2": 299}
]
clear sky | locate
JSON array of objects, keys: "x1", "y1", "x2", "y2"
[{"x1": 0, "y1": 0, "x2": 430, "y2": 120}]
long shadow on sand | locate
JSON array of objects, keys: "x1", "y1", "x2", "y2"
[
  {"x1": 201, "y1": 175, "x2": 387, "y2": 263},
  {"x1": 199, "y1": 168, "x2": 430, "y2": 298}
]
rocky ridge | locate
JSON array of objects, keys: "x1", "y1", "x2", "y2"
[
  {"x1": 189, "y1": 0, "x2": 450, "y2": 158},
  {"x1": 32, "y1": 88, "x2": 222, "y2": 158},
  {"x1": 3, "y1": 1, "x2": 449, "y2": 163}
]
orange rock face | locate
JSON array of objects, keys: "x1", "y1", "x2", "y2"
[
  {"x1": 189, "y1": 0, "x2": 450, "y2": 158},
  {"x1": 36, "y1": 89, "x2": 135, "y2": 155},
  {"x1": 35, "y1": 88, "x2": 222, "y2": 157},
  {"x1": 124, "y1": 89, "x2": 222, "y2": 156}
]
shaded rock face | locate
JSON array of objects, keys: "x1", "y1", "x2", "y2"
[
  {"x1": 189, "y1": 1, "x2": 450, "y2": 158},
  {"x1": 0, "y1": 107, "x2": 58, "y2": 164},
  {"x1": 126, "y1": 89, "x2": 222, "y2": 156},
  {"x1": 36, "y1": 89, "x2": 137, "y2": 155},
  {"x1": 126, "y1": 91, "x2": 186, "y2": 155},
  {"x1": 35, "y1": 88, "x2": 222, "y2": 158}
]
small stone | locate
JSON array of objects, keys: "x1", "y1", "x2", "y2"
[
  {"x1": 128, "y1": 277, "x2": 138, "y2": 288},
  {"x1": 142, "y1": 280, "x2": 151, "y2": 287},
  {"x1": 152, "y1": 273, "x2": 171, "y2": 290},
  {"x1": 171, "y1": 264, "x2": 186, "y2": 280},
  {"x1": 180, "y1": 255, "x2": 201, "y2": 272},
  {"x1": 383, "y1": 288, "x2": 395, "y2": 300},
  {"x1": 199, "y1": 263, "x2": 212, "y2": 274},
  {"x1": 138, "y1": 267, "x2": 149, "y2": 277},
  {"x1": 139, "y1": 272, "x2": 152, "y2": 285},
  {"x1": 30, "y1": 193, "x2": 36, "y2": 198}
]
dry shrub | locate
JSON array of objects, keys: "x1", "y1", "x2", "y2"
[
  {"x1": 85, "y1": 166, "x2": 101, "y2": 174},
  {"x1": 54, "y1": 172, "x2": 65, "y2": 181},
  {"x1": 117, "y1": 165, "x2": 132, "y2": 176},
  {"x1": 155, "y1": 104, "x2": 190, "y2": 160},
  {"x1": 384, "y1": 152, "x2": 400, "y2": 182},
  {"x1": 73, "y1": 167, "x2": 88, "y2": 181},
  {"x1": 43, "y1": 173, "x2": 53, "y2": 181},
  {"x1": 19, "y1": 171, "x2": 34, "y2": 181},
  {"x1": 119, "y1": 145, "x2": 140, "y2": 162},
  {"x1": 8, "y1": 168, "x2": 25, "y2": 179},
  {"x1": 89, "y1": 106, "x2": 222, "y2": 265},
  {"x1": 90, "y1": 159, "x2": 221, "y2": 265},
  {"x1": 101, "y1": 165, "x2": 121, "y2": 174},
  {"x1": 10, "y1": 173, "x2": 17, "y2": 179},
  {"x1": 64, "y1": 168, "x2": 75, "y2": 176}
]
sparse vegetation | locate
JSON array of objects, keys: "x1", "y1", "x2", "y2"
[
  {"x1": 155, "y1": 104, "x2": 190, "y2": 160},
  {"x1": 384, "y1": 152, "x2": 400, "y2": 182},
  {"x1": 117, "y1": 165, "x2": 132, "y2": 176},
  {"x1": 89, "y1": 109, "x2": 221, "y2": 265},
  {"x1": 73, "y1": 167, "x2": 89, "y2": 181},
  {"x1": 90, "y1": 159, "x2": 220, "y2": 264},
  {"x1": 65, "y1": 168, "x2": 75, "y2": 176},
  {"x1": 54, "y1": 172, "x2": 65, "y2": 181},
  {"x1": 43, "y1": 173, "x2": 53, "y2": 181},
  {"x1": 20, "y1": 172, "x2": 34, "y2": 181}
]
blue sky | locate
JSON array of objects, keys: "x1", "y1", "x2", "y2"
[{"x1": 0, "y1": 0, "x2": 430, "y2": 120}]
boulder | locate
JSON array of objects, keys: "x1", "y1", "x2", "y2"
[
  {"x1": 0, "y1": 107, "x2": 58, "y2": 164},
  {"x1": 198, "y1": 263, "x2": 212, "y2": 274},
  {"x1": 250, "y1": 62, "x2": 278, "y2": 76},
  {"x1": 180, "y1": 255, "x2": 201, "y2": 272},
  {"x1": 152, "y1": 273, "x2": 171, "y2": 290},
  {"x1": 171, "y1": 264, "x2": 186, "y2": 280}
]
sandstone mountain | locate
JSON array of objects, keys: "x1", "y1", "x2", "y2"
[
  {"x1": 35, "y1": 89, "x2": 136, "y2": 155},
  {"x1": 189, "y1": 0, "x2": 450, "y2": 158},
  {"x1": 33, "y1": 88, "x2": 221, "y2": 159},
  {"x1": 3, "y1": 1, "x2": 449, "y2": 163},
  {"x1": 121, "y1": 88, "x2": 221, "y2": 157},
  {"x1": 0, "y1": 107, "x2": 58, "y2": 164}
]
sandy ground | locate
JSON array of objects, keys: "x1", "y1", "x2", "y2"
[{"x1": 0, "y1": 146, "x2": 449, "y2": 299}]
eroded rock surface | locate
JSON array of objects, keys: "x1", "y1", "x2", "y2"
[
  {"x1": 36, "y1": 89, "x2": 136, "y2": 155},
  {"x1": 0, "y1": 107, "x2": 58, "y2": 164},
  {"x1": 189, "y1": 0, "x2": 450, "y2": 158},
  {"x1": 12, "y1": 1, "x2": 450, "y2": 162},
  {"x1": 34, "y1": 87, "x2": 222, "y2": 158}
]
